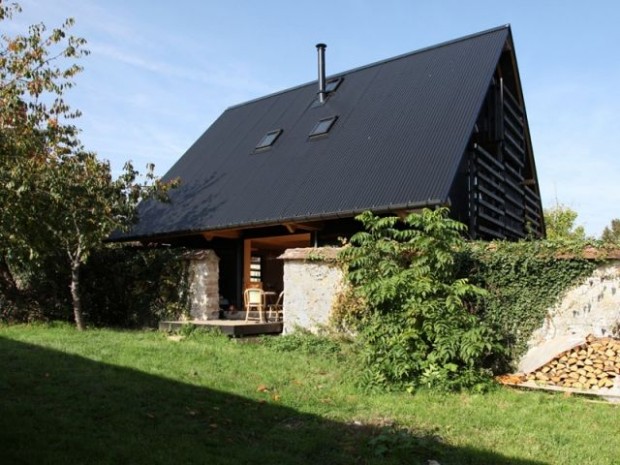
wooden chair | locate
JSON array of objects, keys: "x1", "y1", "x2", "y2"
[
  {"x1": 244, "y1": 288, "x2": 265, "y2": 322},
  {"x1": 267, "y1": 291, "x2": 284, "y2": 322}
]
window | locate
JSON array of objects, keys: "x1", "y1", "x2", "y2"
[
  {"x1": 325, "y1": 77, "x2": 343, "y2": 93},
  {"x1": 250, "y1": 256, "x2": 261, "y2": 282},
  {"x1": 309, "y1": 116, "x2": 338, "y2": 137},
  {"x1": 255, "y1": 129, "x2": 282, "y2": 150}
]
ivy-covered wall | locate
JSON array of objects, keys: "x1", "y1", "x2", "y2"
[
  {"x1": 331, "y1": 241, "x2": 620, "y2": 362},
  {"x1": 525, "y1": 261, "x2": 620, "y2": 345},
  {"x1": 464, "y1": 242, "x2": 601, "y2": 360},
  {"x1": 333, "y1": 239, "x2": 612, "y2": 366}
]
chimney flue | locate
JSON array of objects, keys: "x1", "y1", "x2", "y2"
[{"x1": 316, "y1": 43, "x2": 327, "y2": 103}]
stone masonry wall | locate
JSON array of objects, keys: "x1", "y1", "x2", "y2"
[
  {"x1": 187, "y1": 250, "x2": 220, "y2": 320},
  {"x1": 519, "y1": 261, "x2": 620, "y2": 372},
  {"x1": 280, "y1": 248, "x2": 344, "y2": 334},
  {"x1": 527, "y1": 261, "x2": 620, "y2": 345}
]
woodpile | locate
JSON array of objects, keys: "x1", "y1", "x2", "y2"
[{"x1": 525, "y1": 335, "x2": 620, "y2": 390}]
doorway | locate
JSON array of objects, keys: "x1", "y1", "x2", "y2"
[{"x1": 243, "y1": 233, "x2": 311, "y2": 293}]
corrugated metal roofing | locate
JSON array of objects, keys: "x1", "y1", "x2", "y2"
[{"x1": 122, "y1": 26, "x2": 511, "y2": 240}]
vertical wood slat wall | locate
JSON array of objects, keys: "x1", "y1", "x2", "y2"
[{"x1": 468, "y1": 78, "x2": 543, "y2": 240}]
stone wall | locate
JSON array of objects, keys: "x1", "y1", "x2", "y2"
[
  {"x1": 186, "y1": 250, "x2": 220, "y2": 320},
  {"x1": 520, "y1": 261, "x2": 620, "y2": 372},
  {"x1": 528, "y1": 261, "x2": 620, "y2": 344},
  {"x1": 280, "y1": 247, "x2": 344, "y2": 334}
]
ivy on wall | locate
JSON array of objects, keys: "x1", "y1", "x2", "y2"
[{"x1": 467, "y1": 241, "x2": 597, "y2": 361}]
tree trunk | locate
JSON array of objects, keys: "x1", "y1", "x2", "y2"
[
  {"x1": 70, "y1": 259, "x2": 85, "y2": 331},
  {"x1": 0, "y1": 253, "x2": 34, "y2": 318},
  {"x1": 0, "y1": 253, "x2": 18, "y2": 295}
]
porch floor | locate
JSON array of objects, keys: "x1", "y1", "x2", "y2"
[{"x1": 158, "y1": 319, "x2": 283, "y2": 337}]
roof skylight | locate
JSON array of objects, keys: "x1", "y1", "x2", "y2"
[
  {"x1": 324, "y1": 77, "x2": 343, "y2": 93},
  {"x1": 309, "y1": 116, "x2": 338, "y2": 137},
  {"x1": 255, "y1": 129, "x2": 282, "y2": 150}
]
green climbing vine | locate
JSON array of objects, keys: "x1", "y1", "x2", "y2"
[{"x1": 467, "y1": 241, "x2": 597, "y2": 361}]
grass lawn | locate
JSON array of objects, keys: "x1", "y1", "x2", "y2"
[{"x1": 0, "y1": 324, "x2": 618, "y2": 464}]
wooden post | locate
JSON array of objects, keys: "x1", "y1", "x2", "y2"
[{"x1": 243, "y1": 239, "x2": 252, "y2": 290}]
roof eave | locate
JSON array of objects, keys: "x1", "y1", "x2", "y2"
[{"x1": 111, "y1": 198, "x2": 447, "y2": 243}]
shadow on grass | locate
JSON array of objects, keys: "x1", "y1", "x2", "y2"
[{"x1": 0, "y1": 336, "x2": 548, "y2": 465}]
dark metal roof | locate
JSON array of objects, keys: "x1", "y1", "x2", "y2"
[{"x1": 121, "y1": 26, "x2": 511, "y2": 241}]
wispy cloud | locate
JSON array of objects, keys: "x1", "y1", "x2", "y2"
[{"x1": 88, "y1": 41, "x2": 273, "y2": 95}]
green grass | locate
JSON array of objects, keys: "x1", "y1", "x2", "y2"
[{"x1": 0, "y1": 324, "x2": 618, "y2": 464}]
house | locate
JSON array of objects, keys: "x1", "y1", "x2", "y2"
[{"x1": 115, "y1": 25, "x2": 544, "y2": 312}]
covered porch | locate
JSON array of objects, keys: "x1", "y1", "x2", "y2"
[
  {"x1": 167, "y1": 246, "x2": 344, "y2": 336},
  {"x1": 153, "y1": 217, "x2": 359, "y2": 313},
  {"x1": 143, "y1": 221, "x2": 351, "y2": 336}
]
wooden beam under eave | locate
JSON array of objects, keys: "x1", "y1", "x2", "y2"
[
  {"x1": 202, "y1": 230, "x2": 241, "y2": 241},
  {"x1": 396, "y1": 209, "x2": 424, "y2": 220},
  {"x1": 283, "y1": 222, "x2": 323, "y2": 233}
]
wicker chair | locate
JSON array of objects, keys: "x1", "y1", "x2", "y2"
[{"x1": 244, "y1": 288, "x2": 265, "y2": 322}]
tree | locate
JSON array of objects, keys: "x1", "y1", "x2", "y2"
[
  {"x1": 1, "y1": 3, "x2": 176, "y2": 329},
  {"x1": 1, "y1": 2, "x2": 86, "y2": 306},
  {"x1": 543, "y1": 204, "x2": 586, "y2": 241},
  {"x1": 40, "y1": 154, "x2": 175, "y2": 330},
  {"x1": 601, "y1": 219, "x2": 620, "y2": 244}
]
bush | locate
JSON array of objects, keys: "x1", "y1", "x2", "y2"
[
  {"x1": 0, "y1": 244, "x2": 189, "y2": 327},
  {"x1": 340, "y1": 208, "x2": 503, "y2": 392},
  {"x1": 80, "y1": 246, "x2": 189, "y2": 328}
]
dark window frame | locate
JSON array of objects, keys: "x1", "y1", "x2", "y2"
[
  {"x1": 309, "y1": 116, "x2": 338, "y2": 138},
  {"x1": 325, "y1": 77, "x2": 343, "y2": 93},
  {"x1": 255, "y1": 129, "x2": 283, "y2": 151}
]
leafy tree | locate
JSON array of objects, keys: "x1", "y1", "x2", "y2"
[
  {"x1": 40, "y1": 154, "x2": 175, "y2": 330},
  {"x1": 543, "y1": 204, "x2": 586, "y2": 241},
  {"x1": 1, "y1": 3, "x2": 87, "y2": 298},
  {"x1": 340, "y1": 208, "x2": 502, "y2": 391},
  {"x1": 0, "y1": 3, "x2": 176, "y2": 329},
  {"x1": 601, "y1": 219, "x2": 620, "y2": 244}
]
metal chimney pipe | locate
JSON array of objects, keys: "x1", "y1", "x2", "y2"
[{"x1": 316, "y1": 43, "x2": 327, "y2": 103}]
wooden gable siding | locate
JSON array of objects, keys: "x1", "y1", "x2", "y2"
[{"x1": 465, "y1": 55, "x2": 544, "y2": 240}]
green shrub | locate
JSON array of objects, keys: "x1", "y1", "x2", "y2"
[
  {"x1": 0, "y1": 243, "x2": 189, "y2": 328},
  {"x1": 80, "y1": 246, "x2": 189, "y2": 328},
  {"x1": 0, "y1": 250, "x2": 74, "y2": 323},
  {"x1": 340, "y1": 208, "x2": 503, "y2": 392}
]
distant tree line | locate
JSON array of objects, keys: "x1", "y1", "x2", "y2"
[{"x1": 544, "y1": 204, "x2": 618, "y2": 244}]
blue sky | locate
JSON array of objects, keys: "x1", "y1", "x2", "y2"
[{"x1": 10, "y1": 0, "x2": 620, "y2": 236}]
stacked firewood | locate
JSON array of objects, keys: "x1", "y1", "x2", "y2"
[{"x1": 525, "y1": 335, "x2": 620, "y2": 390}]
